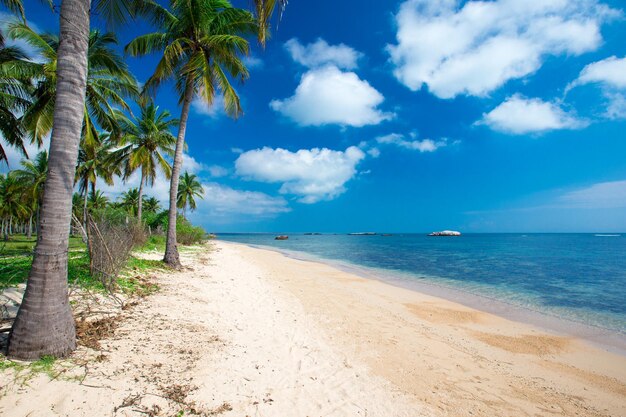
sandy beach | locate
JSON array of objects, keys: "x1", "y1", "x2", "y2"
[{"x1": 1, "y1": 240, "x2": 625, "y2": 416}]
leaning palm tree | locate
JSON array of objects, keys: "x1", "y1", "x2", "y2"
[
  {"x1": 116, "y1": 100, "x2": 177, "y2": 220},
  {"x1": 126, "y1": 0, "x2": 259, "y2": 267},
  {"x1": 0, "y1": 30, "x2": 32, "y2": 165},
  {"x1": 7, "y1": 0, "x2": 143, "y2": 360},
  {"x1": 14, "y1": 150, "x2": 48, "y2": 237},
  {"x1": 8, "y1": 0, "x2": 287, "y2": 360},
  {"x1": 177, "y1": 171, "x2": 204, "y2": 219}
]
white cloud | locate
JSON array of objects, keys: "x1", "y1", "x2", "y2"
[
  {"x1": 572, "y1": 56, "x2": 626, "y2": 89},
  {"x1": 479, "y1": 95, "x2": 586, "y2": 134},
  {"x1": 387, "y1": 0, "x2": 620, "y2": 99},
  {"x1": 557, "y1": 180, "x2": 626, "y2": 209},
  {"x1": 568, "y1": 56, "x2": 626, "y2": 119},
  {"x1": 0, "y1": 135, "x2": 50, "y2": 172},
  {"x1": 192, "y1": 94, "x2": 225, "y2": 118},
  {"x1": 207, "y1": 165, "x2": 228, "y2": 178},
  {"x1": 285, "y1": 38, "x2": 362, "y2": 70},
  {"x1": 270, "y1": 66, "x2": 393, "y2": 127},
  {"x1": 194, "y1": 183, "x2": 290, "y2": 218},
  {"x1": 243, "y1": 55, "x2": 264, "y2": 69},
  {"x1": 376, "y1": 133, "x2": 447, "y2": 152},
  {"x1": 604, "y1": 92, "x2": 626, "y2": 120},
  {"x1": 235, "y1": 146, "x2": 366, "y2": 203},
  {"x1": 182, "y1": 153, "x2": 206, "y2": 173},
  {"x1": 0, "y1": 12, "x2": 45, "y2": 63}
]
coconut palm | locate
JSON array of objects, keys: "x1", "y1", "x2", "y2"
[
  {"x1": 14, "y1": 150, "x2": 48, "y2": 237},
  {"x1": 143, "y1": 196, "x2": 160, "y2": 213},
  {"x1": 75, "y1": 133, "x2": 120, "y2": 223},
  {"x1": 8, "y1": 0, "x2": 287, "y2": 360},
  {"x1": 116, "y1": 100, "x2": 177, "y2": 220},
  {"x1": 7, "y1": 0, "x2": 143, "y2": 360},
  {"x1": 0, "y1": 171, "x2": 28, "y2": 238},
  {"x1": 119, "y1": 188, "x2": 140, "y2": 216},
  {"x1": 88, "y1": 190, "x2": 109, "y2": 210},
  {"x1": 126, "y1": 0, "x2": 259, "y2": 267},
  {"x1": 177, "y1": 172, "x2": 203, "y2": 219},
  {"x1": 0, "y1": 31, "x2": 32, "y2": 165},
  {"x1": 8, "y1": 24, "x2": 139, "y2": 146}
]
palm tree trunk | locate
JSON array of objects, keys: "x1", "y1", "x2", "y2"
[
  {"x1": 137, "y1": 168, "x2": 145, "y2": 221},
  {"x1": 8, "y1": 0, "x2": 91, "y2": 360},
  {"x1": 27, "y1": 214, "x2": 33, "y2": 239},
  {"x1": 163, "y1": 80, "x2": 194, "y2": 268},
  {"x1": 83, "y1": 182, "x2": 88, "y2": 227}
]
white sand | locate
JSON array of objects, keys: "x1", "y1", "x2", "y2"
[{"x1": 1, "y1": 241, "x2": 625, "y2": 416}]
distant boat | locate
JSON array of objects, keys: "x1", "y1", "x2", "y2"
[
  {"x1": 428, "y1": 230, "x2": 461, "y2": 236},
  {"x1": 275, "y1": 235, "x2": 289, "y2": 240},
  {"x1": 348, "y1": 232, "x2": 377, "y2": 236},
  {"x1": 304, "y1": 232, "x2": 322, "y2": 235}
]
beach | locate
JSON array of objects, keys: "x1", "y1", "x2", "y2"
[{"x1": 1, "y1": 240, "x2": 625, "y2": 416}]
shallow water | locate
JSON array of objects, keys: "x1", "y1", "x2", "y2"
[{"x1": 219, "y1": 233, "x2": 626, "y2": 338}]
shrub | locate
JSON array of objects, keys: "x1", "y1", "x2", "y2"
[{"x1": 176, "y1": 216, "x2": 205, "y2": 245}]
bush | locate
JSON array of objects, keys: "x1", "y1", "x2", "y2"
[{"x1": 176, "y1": 216, "x2": 205, "y2": 245}]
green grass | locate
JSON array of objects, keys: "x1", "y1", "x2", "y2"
[
  {"x1": 0, "y1": 234, "x2": 85, "y2": 256},
  {"x1": 137, "y1": 234, "x2": 166, "y2": 252},
  {"x1": 0, "y1": 355, "x2": 57, "y2": 379}
]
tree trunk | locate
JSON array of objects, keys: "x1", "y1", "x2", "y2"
[
  {"x1": 137, "y1": 168, "x2": 145, "y2": 221},
  {"x1": 8, "y1": 0, "x2": 91, "y2": 360},
  {"x1": 83, "y1": 181, "x2": 88, "y2": 226},
  {"x1": 27, "y1": 214, "x2": 32, "y2": 239},
  {"x1": 163, "y1": 79, "x2": 194, "y2": 268}
]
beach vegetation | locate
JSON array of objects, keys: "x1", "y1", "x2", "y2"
[{"x1": 1, "y1": 0, "x2": 287, "y2": 360}]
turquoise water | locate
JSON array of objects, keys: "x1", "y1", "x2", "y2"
[{"x1": 219, "y1": 233, "x2": 626, "y2": 336}]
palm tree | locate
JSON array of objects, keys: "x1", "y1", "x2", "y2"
[
  {"x1": 143, "y1": 196, "x2": 160, "y2": 213},
  {"x1": 75, "y1": 133, "x2": 119, "y2": 224},
  {"x1": 8, "y1": 24, "x2": 138, "y2": 146},
  {"x1": 0, "y1": 31, "x2": 32, "y2": 165},
  {"x1": 0, "y1": 171, "x2": 28, "y2": 239},
  {"x1": 14, "y1": 150, "x2": 48, "y2": 237},
  {"x1": 126, "y1": 0, "x2": 258, "y2": 267},
  {"x1": 7, "y1": 0, "x2": 143, "y2": 360},
  {"x1": 88, "y1": 189, "x2": 109, "y2": 210},
  {"x1": 116, "y1": 100, "x2": 177, "y2": 220},
  {"x1": 8, "y1": 0, "x2": 287, "y2": 360},
  {"x1": 119, "y1": 188, "x2": 140, "y2": 216},
  {"x1": 177, "y1": 172, "x2": 204, "y2": 219}
]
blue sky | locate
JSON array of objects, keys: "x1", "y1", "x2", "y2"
[{"x1": 3, "y1": 0, "x2": 626, "y2": 232}]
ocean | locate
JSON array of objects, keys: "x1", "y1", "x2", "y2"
[{"x1": 218, "y1": 233, "x2": 626, "y2": 344}]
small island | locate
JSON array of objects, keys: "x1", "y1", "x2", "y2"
[{"x1": 428, "y1": 230, "x2": 461, "y2": 236}]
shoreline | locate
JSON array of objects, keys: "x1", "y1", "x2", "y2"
[
  {"x1": 221, "y1": 239, "x2": 626, "y2": 356},
  {"x1": 2, "y1": 241, "x2": 625, "y2": 416}
]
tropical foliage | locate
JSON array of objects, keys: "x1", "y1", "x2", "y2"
[{"x1": 0, "y1": 0, "x2": 287, "y2": 360}]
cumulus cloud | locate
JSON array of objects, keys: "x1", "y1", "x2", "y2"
[
  {"x1": 284, "y1": 38, "x2": 362, "y2": 70},
  {"x1": 568, "y1": 56, "x2": 626, "y2": 119},
  {"x1": 387, "y1": 0, "x2": 620, "y2": 99},
  {"x1": 376, "y1": 133, "x2": 447, "y2": 152},
  {"x1": 207, "y1": 165, "x2": 229, "y2": 178},
  {"x1": 478, "y1": 95, "x2": 587, "y2": 134},
  {"x1": 194, "y1": 183, "x2": 290, "y2": 218},
  {"x1": 270, "y1": 66, "x2": 393, "y2": 127},
  {"x1": 572, "y1": 56, "x2": 626, "y2": 89},
  {"x1": 235, "y1": 146, "x2": 366, "y2": 203}
]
